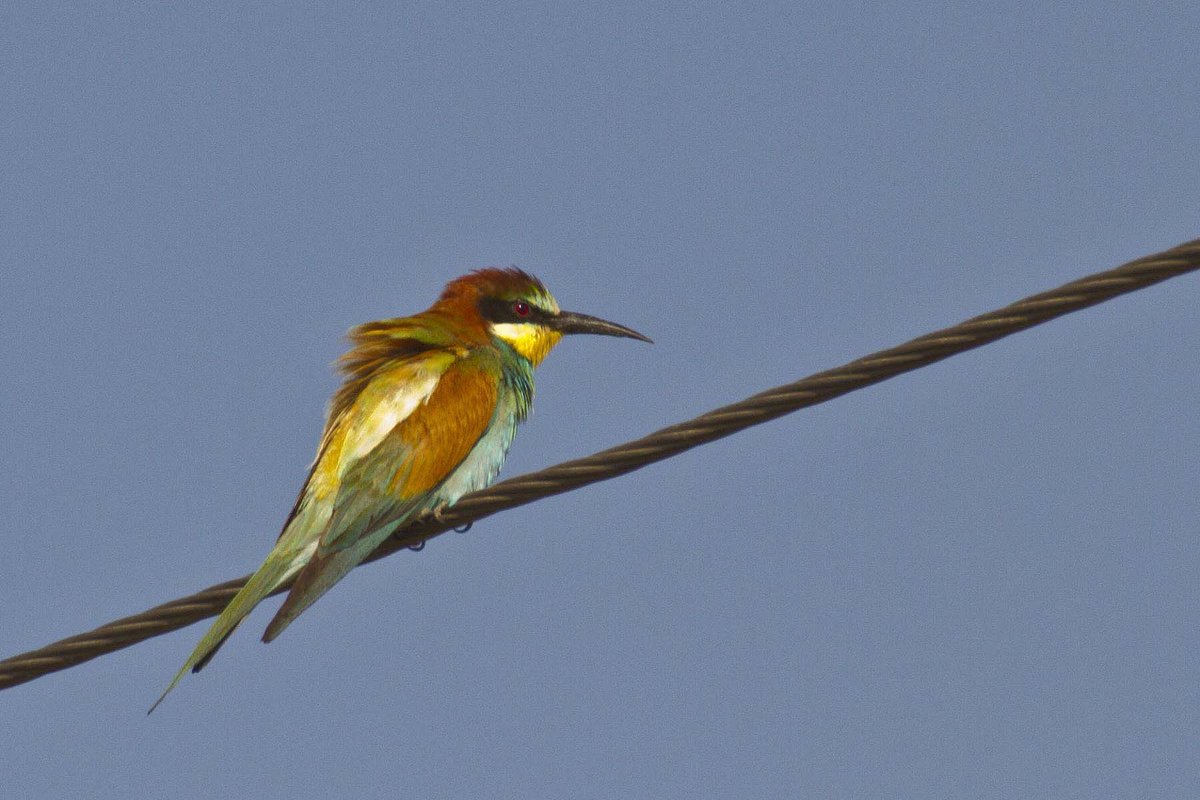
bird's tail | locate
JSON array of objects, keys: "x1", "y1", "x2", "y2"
[
  {"x1": 148, "y1": 547, "x2": 303, "y2": 713},
  {"x1": 260, "y1": 533, "x2": 383, "y2": 644}
]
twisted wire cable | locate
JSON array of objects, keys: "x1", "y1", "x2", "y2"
[{"x1": 3, "y1": 238, "x2": 1198, "y2": 691}]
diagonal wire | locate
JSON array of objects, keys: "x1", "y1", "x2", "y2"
[{"x1": 2, "y1": 238, "x2": 1198, "y2": 692}]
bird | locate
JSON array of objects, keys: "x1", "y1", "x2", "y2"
[{"x1": 150, "y1": 268, "x2": 650, "y2": 711}]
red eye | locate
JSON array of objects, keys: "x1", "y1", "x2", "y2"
[{"x1": 512, "y1": 300, "x2": 531, "y2": 317}]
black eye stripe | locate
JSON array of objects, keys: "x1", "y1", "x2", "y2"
[{"x1": 478, "y1": 296, "x2": 551, "y2": 324}]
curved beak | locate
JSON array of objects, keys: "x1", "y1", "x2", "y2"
[{"x1": 551, "y1": 310, "x2": 653, "y2": 343}]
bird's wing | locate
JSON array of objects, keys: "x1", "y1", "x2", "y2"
[
  {"x1": 271, "y1": 332, "x2": 452, "y2": 545},
  {"x1": 148, "y1": 338, "x2": 464, "y2": 712},
  {"x1": 261, "y1": 349, "x2": 503, "y2": 641}
]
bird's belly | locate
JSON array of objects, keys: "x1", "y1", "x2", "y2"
[{"x1": 435, "y1": 407, "x2": 519, "y2": 506}]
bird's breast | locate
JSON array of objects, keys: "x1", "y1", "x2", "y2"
[{"x1": 434, "y1": 392, "x2": 523, "y2": 506}]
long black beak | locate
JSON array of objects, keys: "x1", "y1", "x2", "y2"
[{"x1": 552, "y1": 310, "x2": 653, "y2": 343}]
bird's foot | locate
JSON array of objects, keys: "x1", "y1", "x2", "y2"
[
  {"x1": 419, "y1": 502, "x2": 452, "y2": 527},
  {"x1": 415, "y1": 502, "x2": 473, "y2": 534}
]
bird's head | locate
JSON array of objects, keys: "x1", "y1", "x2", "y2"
[{"x1": 436, "y1": 268, "x2": 651, "y2": 366}]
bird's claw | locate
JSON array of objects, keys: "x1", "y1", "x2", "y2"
[
  {"x1": 416, "y1": 503, "x2": 473, "y2": 534},
  {"x1": 425, "y1": 503, "x2": 451, "y2": 526},
  {"x1": 430, "y1": 504, "x2": 474, "y2": 533}
]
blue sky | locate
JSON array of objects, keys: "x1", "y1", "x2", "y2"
[{"x1": 3, "y1": 2, "x2": 1199, "y2": 797}]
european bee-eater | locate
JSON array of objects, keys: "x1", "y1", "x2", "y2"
[{"x1": 151, "y1": 269, "x2": 649, "y2": 711}]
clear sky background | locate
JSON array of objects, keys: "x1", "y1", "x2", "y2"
[{"x1": 3, "y1": 3, "x2": 1199, "y2": 797}]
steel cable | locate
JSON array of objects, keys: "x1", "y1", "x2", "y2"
[{"x1": 3, "y1": 238, "x2": 1198, "y2": 691}]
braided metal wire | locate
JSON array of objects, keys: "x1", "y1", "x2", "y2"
[{"x1": 3, "y1": 238, "x2": 1198, "y2": 691}]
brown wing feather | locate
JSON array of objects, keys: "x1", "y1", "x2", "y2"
[
  {"x1": 330, "y1": 329, "x2": 449, "y2": 426},
  {"x1": 389, "y1": 358, "x2": 501, "y2": 496}
]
